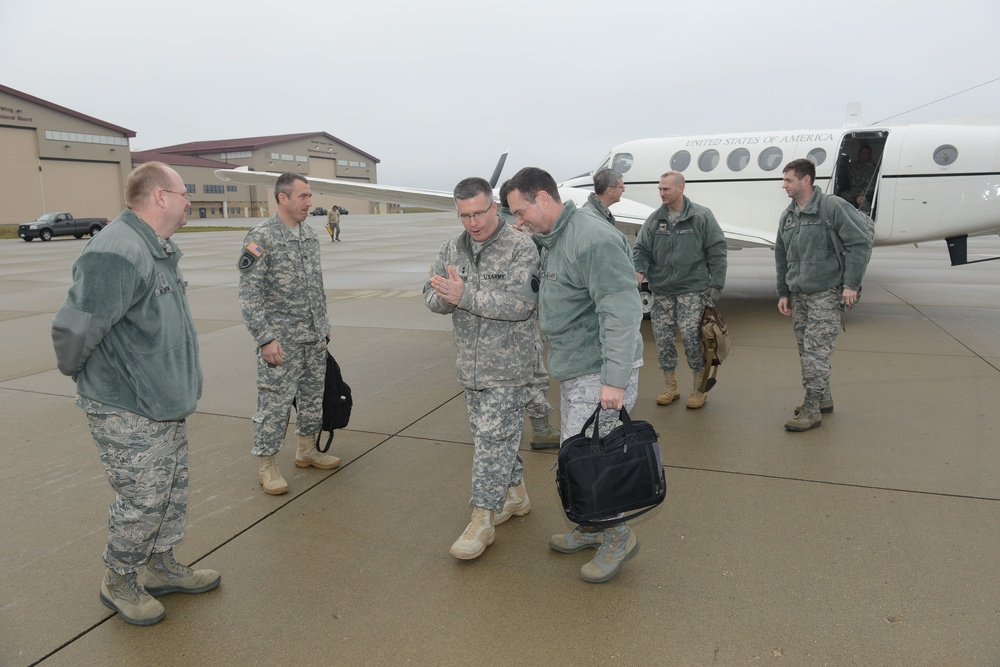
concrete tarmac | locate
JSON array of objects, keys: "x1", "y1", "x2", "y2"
[{"x1": 2, "y1": 213, "x2": 999, "y2": 666}]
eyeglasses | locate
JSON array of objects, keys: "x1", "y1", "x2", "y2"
[
  {"x1": 512, "y1": 200, "x2": 535, "y2": 220},
  {"x1": 162, "y1": 189, "x2": 193, "y2": 201},
  {"x1": 458, "y1": 201, "x2": 494, "y2": 222}
]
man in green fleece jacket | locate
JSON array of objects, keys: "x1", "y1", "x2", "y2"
[
  {"x1": 52, "y1": 162, "x2": 219, "y2": 626},
  {"x1": 507, "y1": 167, "x2": 644, "y2": 584},
  {"x1": 776, "y1": 158, "x2": 870, "y2": 432}
]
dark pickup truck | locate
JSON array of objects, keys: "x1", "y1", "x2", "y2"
[{"x1": 18, "y1": 212, "x2": 109, "y2": 241}]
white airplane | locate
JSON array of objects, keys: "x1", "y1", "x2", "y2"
[{"x1": 215, "y1": 111, "x2": 1000, "y2": 267}]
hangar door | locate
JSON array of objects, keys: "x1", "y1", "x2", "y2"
[
  {"x1": 0, "y1": 127, "x2": 44, "y2": 224},
  {"x1": 39, "y1": 159, "x2": 123, "y2": 220}
]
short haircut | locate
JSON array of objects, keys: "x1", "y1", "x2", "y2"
[
  {"x1": 592, "y1": 168, "x2": 622, "y2": 195},
  {"x1": 507, "y1": 167, "x2": 561, "y2": 204},
  {"x1": 275, "y1": 172, "x2": 308, "y2": 203},
  {"x1": 783, "y1": 158, "x2": 815, "y2": 183},
  {"x1": 498, "y1": 179, "x2": 513, "y2": 209},
  {"x1": 659, "y1": 170, "x2": 685, "y2": 185},
  {"x1": 125, "y1": 162, "x2": 174, "y2": 209},
  {"x1": 453, "y1": 177, "x2": 493, "y2": 202}
]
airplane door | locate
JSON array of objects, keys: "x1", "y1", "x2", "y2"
[{"x1": 831, "y1": 131, "x2": 889, "y2": 231}]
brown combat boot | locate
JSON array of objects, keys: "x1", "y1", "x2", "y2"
[
  {"x1": 529, "y1": 415, "x2": 560, "y2": 450},
  {"x1": 785, "y1": 392, "x2": 822, "y2": 431}
]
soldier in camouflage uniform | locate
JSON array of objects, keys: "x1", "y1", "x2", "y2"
[
  {"x1": 51, "y1": 162, "x2": 220, "y2": 626},
  {"x1": 507, "y1": 167, "x2": 644, "y2": 584},
  {"x1": 633, "y1": 171, "x2": 727, "y2": 409},
  {"x1": 238, "y1": 173, "x2": 339, "y2": 495},
  {"x1": 424, "y1": 177, "x2": 539, "y2": 560},
  {"x1": 839, "y1": 144, "x2": 877, "y2": 213},
  {"x1": 777, "y1": 159, "x2": 870, "y2": 431}
]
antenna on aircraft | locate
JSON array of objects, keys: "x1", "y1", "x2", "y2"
[
  {"x1": 489, "y1": 149, "x2": 509, "y2": 189},
  {"x1": 872, "y1": 76, "x2": 1000, "y2": 125},
  {"x1": 844, "y1": 102, "x2": 863, "y2": 128}
]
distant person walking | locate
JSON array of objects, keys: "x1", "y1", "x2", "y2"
[
  {"x1": 238, "y1": 173, "x2": 340, "y2": 495},
  {"x1": 327, "y1": 205, "x2": 341, "y2": 242},
  {"x1": 52, "y1": 161, "x2": 220, "y2": 626},
  {"x1": 425, "y1": 177, "x2": 540, "y2": 560}
]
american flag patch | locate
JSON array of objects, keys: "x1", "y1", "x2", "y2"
[{"x1": 247, "y1": 242, "x2": 263, "y2": 256}]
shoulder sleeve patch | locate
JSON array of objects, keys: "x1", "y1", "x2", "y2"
[{"x1": 238, "y1": 241, "x2": 265, "y2": 271}]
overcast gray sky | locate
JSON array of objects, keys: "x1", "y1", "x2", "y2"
[{"x1": 3, "y1": 0, "x2": 998, "y2": 191}]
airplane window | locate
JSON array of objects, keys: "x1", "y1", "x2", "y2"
[
  {"x1": 758, "y1": 146, "x2": 784, "y2": 171},
  {"x1": 727, "y1": 148, "x2": 750, "y2": 172},
  {"x1": 698, "y1": 150, "x2": 720, "y2": 172},
  {"x1": 612, "y1": 153, "x2": 634, "y2": 174},
  {"x1": 670, "y1": 150, "x2": 691, "y2": 172},
  {"x1": 933, "y1": 145, "x2": 958, "y2": 166},
  {"x1": 806, "y1": 148, "x2": 827, "y2": 166}
]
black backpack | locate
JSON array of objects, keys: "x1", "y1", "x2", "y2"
[{"x1": 294, "y1": 351, "x2": 352, "y2": 453}]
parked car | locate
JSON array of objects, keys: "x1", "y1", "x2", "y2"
[
  {"x1": 310, "y1": 207, "x2": 327, "y2": 216},
  {"x1": 335, "y1": 206, "x2": 348, "y2": 215},
  {"x1": 18, "y1": 212, "x2": 109, "y2": 242}
]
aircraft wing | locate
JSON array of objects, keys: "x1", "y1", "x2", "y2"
[
  {"x1": 215, "y1": 168, "x2": 458, "y2": 211},
  {"x1": 215, "y1": 168, "x2": 773, "y2": 250}
]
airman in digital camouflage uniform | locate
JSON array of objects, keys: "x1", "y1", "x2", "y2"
[
  {"x1": 424, "y1": 177, "x2": 539, "y2": 560},
  {"x1": 498, "y1": 179, "x2": 560, "y2": 450},
  {"x1": 777, "y1": 158, "x2": 870, "y2": 431},
  {"x1": 633, "y1": 170, "x2": 727, "y2": 410},
  {"x1": 238, "y1": 173, "x2": 339, "y2": 495},
  {"x1": 507, "y1": 167, "x2": 644, "y2": 584},
  {"x1": 52, "y1": 162, "x2": 220, "y2": 626}
]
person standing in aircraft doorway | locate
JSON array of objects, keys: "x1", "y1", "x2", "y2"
[
  {"x1": 632, "y1": 170, "x2": 727, "y2": 409},
  {"x1": 776, "y1": 159, "x2": 870, "y2": 432},
  {"x1": 581, "y1": 167, "x2": 625, "y2": 225}
]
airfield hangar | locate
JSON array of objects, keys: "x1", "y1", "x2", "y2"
[{"x1": 0, "y1": 84, "x2": 384, "y2": 226}]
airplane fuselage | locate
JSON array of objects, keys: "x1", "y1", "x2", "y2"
[{"x1": 562, "y1": 115, "x2": 1000, "y2": 250}]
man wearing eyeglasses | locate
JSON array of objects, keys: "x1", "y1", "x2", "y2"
[
  {"x1": 581, "y1": 167, "x2": 625, "y2": 226},
  {"x1": 424, "y1": 177, "x2": 540, "y2": 560},
  {"x1": 52, "y1": 162, "x2": 220, "y2": 626},
  {"x1": 238, "y1": 173, "x2": 339, "y2": 496},
  {"x1": 506, "y1": 167, "x2": 644, "y2": 584}
]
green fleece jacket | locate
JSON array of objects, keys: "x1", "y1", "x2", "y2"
[
  {"x1": 533, "y1": 201, "x2": 643, "y2": 388},
  {"x1": 51, "y1": 209, "x2": 203, "y2": 421},
  {"x1": 775, "y1": 186, "x2": 870, "y2": 296},
  {"x1": 632, "y1": 196, "x2": 727, "y2": 295}
]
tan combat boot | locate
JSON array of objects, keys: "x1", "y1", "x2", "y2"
[
  {"x1": 258, "y1": 455, "x2": 288, "y2": 495},
  {"x1": 494, "y1": 482, "x2": 531, "y2": 525},
  {"x1": 294, "y1": 433, "x2": 341, "y2": 470},
  {"x1": 656, "y1": 370, "x2": 680, "y2": 405},
  {"x1": 686, "y1": 370, "x2": 707, "y2": 409},
  {"x1": 449, "y1": 507, "x2": 495, "y2": 560}
]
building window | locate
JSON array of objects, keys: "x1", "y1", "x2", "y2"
[
  {"x1": 338, "y1": 160, "x2": 348, "y2": 166},
  {"x1": 45, "y1": 130, "x2": 128, "y2": 146},
  {"x1": 359, "y1": 161, "x2": 367, "y2": 168},
  {"x1": 349, "y1": 160, "x2": 359, "y2": 167},
  {"x1": 220, "y1": 151, "x2": 251, "y2": 160},
  {"x1": 226, "y1": 185, "x2": 237, "y2": 192},
  {"x1": 295, "y1": 155, "x2": 308, "y2": 162},
  {"x1": 203, "y1": 184, "x2": 224, "y2": 194},
  {"x1": 271, "y1": 153, "x2": 280, "y2": 160},
  {"x1": 281, "y1": 153, "x2": 293, "y2": 161},
  {"x1": 185, "y1": 184, "x2": 196, "y2": 193}
]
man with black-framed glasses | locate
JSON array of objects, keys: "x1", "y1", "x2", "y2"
[{"x1": 424, "y1": 176, "x2": 540, "y2": 561}]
